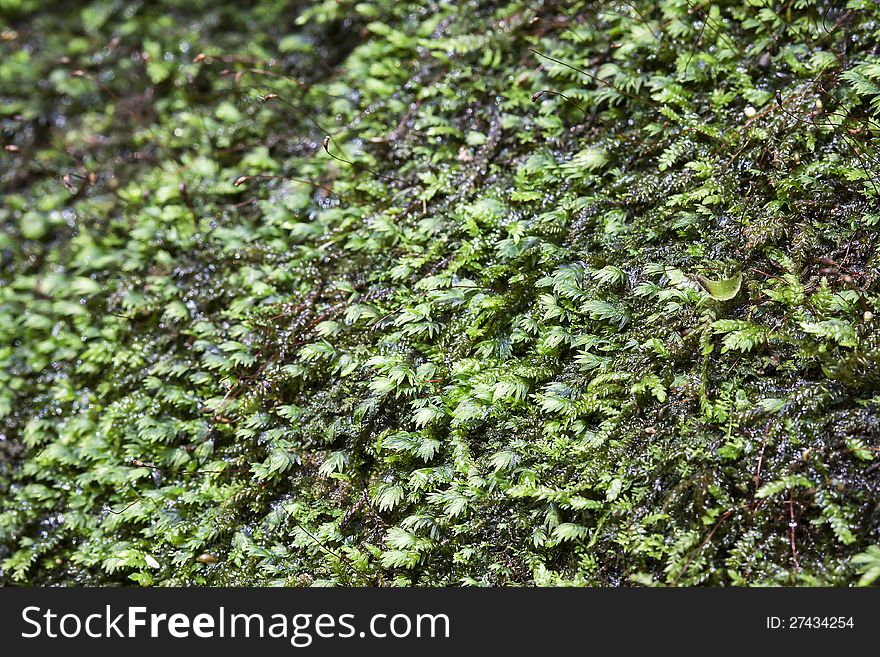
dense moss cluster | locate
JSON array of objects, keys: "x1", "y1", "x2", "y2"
[{"x1": 3, "y1": 0, "x2": 880, "y2": 586}]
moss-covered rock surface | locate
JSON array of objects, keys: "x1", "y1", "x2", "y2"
[{"x1": 3, "y1": 0, "x2": 880, "y2": 586}]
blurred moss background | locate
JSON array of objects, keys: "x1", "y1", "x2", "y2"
[{"x1": 3, "y1": 0, "x2": 880, "y2": 586}]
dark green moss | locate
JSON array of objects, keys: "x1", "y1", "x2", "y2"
[{"x1": 3, "y1": 0, "x2": 880, "y2": 586}]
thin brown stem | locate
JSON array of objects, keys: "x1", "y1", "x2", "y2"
[
  {"x1": 788, "y1": 490, "x2": 800, "y2": 574},
  {"x1": 529, "y1": 49, "x2": 658, "y2": 109},
  {"x1": 321, "y1": 135, "x2": 410, "y2": 185}
]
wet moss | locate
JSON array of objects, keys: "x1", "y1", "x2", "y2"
[{"x1": 3, "y1": 0, "x2": 880, "y2": 586}]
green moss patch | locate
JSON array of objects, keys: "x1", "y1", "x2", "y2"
[{"x1": 2, "y1": 0, "x2": 880, "y2": 586}]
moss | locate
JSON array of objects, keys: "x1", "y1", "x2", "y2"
[{"x1": 2, "y1": 0, "x2": 880, "y2": 586}]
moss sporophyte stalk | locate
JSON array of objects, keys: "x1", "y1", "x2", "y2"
[{"x1": 2, "y1": 0, "x2": 880, "y2": 586}]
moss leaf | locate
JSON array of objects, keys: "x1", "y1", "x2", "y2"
[{"x1": 693, "y1": 272, "x2": 743, "y2": 301}]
